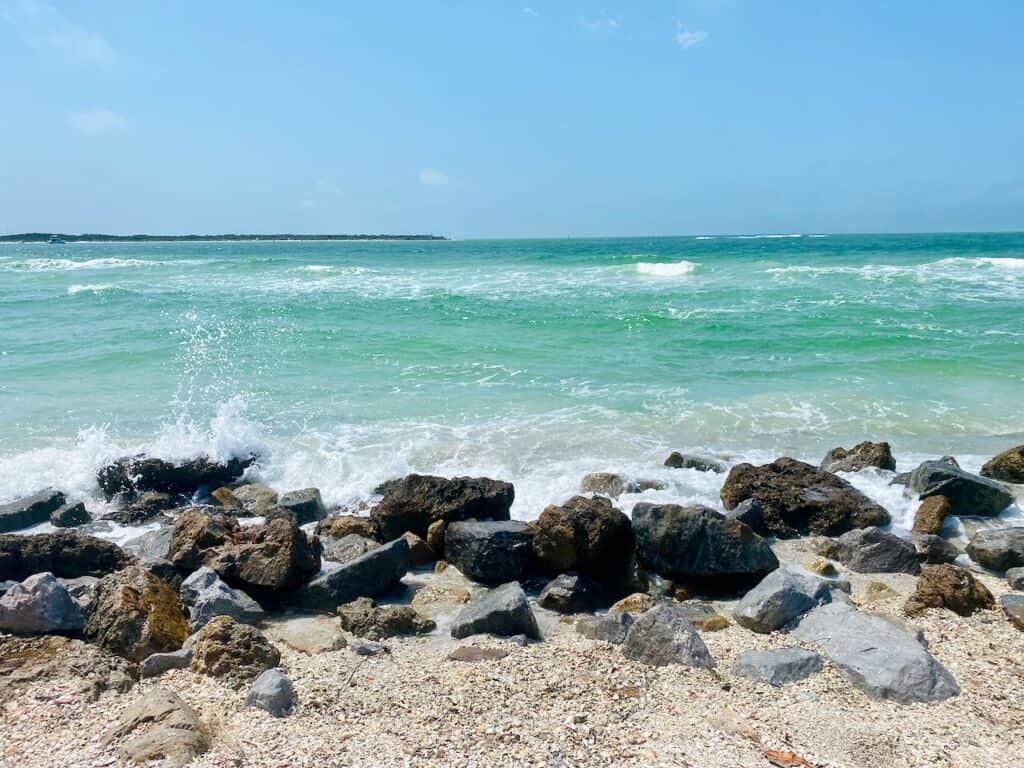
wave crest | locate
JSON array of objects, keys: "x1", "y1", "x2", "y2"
[{"x1": 636, "y1": 261, "x2": 699, "y2": 277}]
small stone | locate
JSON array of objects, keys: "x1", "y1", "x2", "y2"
[
  {"x1": 664, "y1": 452, "x2": 726, "y2": 473},
  {"x1": 350, "y1": 639, "x2": 390, "y2": 656},
  {"x1": 402, "y1": 531, "x2": 436, "y2": 565},
  {"x1": 246, "y1": 668, "x2": 295, "y2": 717},
  {"x1": 450, "y1": 582, "x2": 541, "y2": 640},
  {"x1": 263, "y1": 616, "x2": 347, "y2": 654},
  {"x1": 447, "y1": 646, "x2": 510, "y2": 662}
]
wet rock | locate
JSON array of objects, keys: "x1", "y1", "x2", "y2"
[
  {"x1": 734, "y1": 567, "x2": 839, "y2": 633},
  {"x1": 981, "y1": 445, "x2": 1024, "y2": 484},
  {"x1": 792, "y1": 602, "x2": 959, "y2": 703},
  {"x1": 664, "y1": 452, "x2": 726, "y2": 473},
  {"x1": 0, "y1": 572, "x2": 85, "y2": 634},
  {"x1": 720, "y1": 457, "x2": 890, "y2": 538},
  {"x1": 189, "y1": 615, "x2": 280, "y2": 685},
  {"x1": 336, "y1": 596, "x2": 435, "y2": 639},
  {"x1": 450, "y1": 582, "x2": 541, "y2": 640},
  {"x1": 1006, "y1": 567, "x2": 1024, "y2": 591},
  {"x1": 277, "y1": 488, "x2": 327, "y2": 525},
  {"x1": 580, "y1": 472, "x2": 627, "y2": 498},
  {"x1": 104, "y1": 688, "x2": 208, "y2": 768},
  {"x1": 907, "y1": 460, "x2": 1013, "y2": 518},
  {"x1": 140, "y1": 647, "x2": 192, "y2": 678},
  {"x1": 179, "y1": 566, "x2": 264, "y2": 631},
  {"x1": 444, "y1": 520, "x2": 532, "y2": 584},
  {"x1": 0, "y1": 531, "x2": 133, "y2": 581},
  {"x1": 724, "y1": 498, "x2": 769, "y2": 536},
  {"x1": 1000, "y1": 594, "x2": 1024, "y2": 631},
  {"x1": 907, "y1": 533, "x2": 960, "y2": 564},
  {"x1": 263, "y1": 616, "x2": 347, "y2": 654},
  {"x1": 820, "y1": 441, "x2": 896, "y2": 473},
  {"x1": 402, "y1": 531, "x2": 436, "y2": 565},
  {"x1": 904, "y1": 564, "x2": 995, "y2": 617},
  {"x1": 291, "y1": 537, "x2": 410, "y2": 612},
  {"x1": 912, "y1": 495, "x2": 952, "y2": 535},
  {"x1": 0, "y1": 635, "x2": 137, "y2": 701},
  {"x1": 816, "y1": 527, "x2": 921, "y2": 575},
  {"x1": 232, "y1": 483, "x2": 279, "y2": 516},
  {"x1": 447, "y1": 646, "x2": 510, "y2": 662},
  {"x1": 622, "y1": 603, "x2": 715, "y2": 668},
  {"x1": 316, "y1": 514, "x2": 376, "y2": 540},
  {"x1": 537, "y1": 572, "x2": 604, "y2": 614},
  {"x1": 967, "y1": 527, "x2": 1024, "y2": 572},
  {"x1": 247, "y1": 668, "x2": 295, "y2": 717},
  {"x1": 97, "y1": 454, "x2": 254, "y2": 500},
  {"x1": 50, "y1": 501, "x2": 91, "y2": 528},
  {"x1": 575, "y1": 612, "x2": 633, "y2": 644},
  {"x1": 734, "y1": 648, "x2": 823, "y2": 687},
  {"x1": 632, "y1": 503, "x2": 778, "y2": 592},
  {"x1": 0, "y1": 489, "x2": 66, "y2": 533},
  {"x1": 371, "y1": 474, "x2": 514, "y2": 541}
]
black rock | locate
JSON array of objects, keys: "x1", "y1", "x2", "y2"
[
  {"x1": 0, "y1": 531, "x2": 133, "y2": 581},
  {"x1": 50, "y1": 502, "x2": 91, "y2": 528},
  {"x1": 291, "y1": 537, "x2": 411, "y2": 612},
  {"x1": 817, "y1": 527, "x2": 921, "y2": 575},
  {"x1": 97, "y1": 454, "x2": 254, "y2": 500},
  {"x1": 724, "y1": 498, "x2": 768, "y2": 536},
  {"x1": 907, "y1": 533, "x2": 960, "y2": 564},
  {"x1": 449, "y1": 582, "x2": 541, "y2": 640},
  {"x1": 444, "y1": 520, "x2": 532, "y2": 585},
  {"x1": 907, "y1": 461, "x2": 1013, "y2": 518},
  {"x1": 0, "y1": 490, "x2": 66, "y2": 533},
  {"x1": 537, "y1": 573, "x2": 604, "y2": 614},
  {"x1": 276, "y1": 488, "x2": 327, "y2": 525},
  {"x1": 664, "y1": 452, "x2": 726, "y2": 473}
]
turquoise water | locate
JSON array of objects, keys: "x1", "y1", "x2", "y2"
[{"x1": 1, "y1": 233, "x2": 1022, "y2": 524}]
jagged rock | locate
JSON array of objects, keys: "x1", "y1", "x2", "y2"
[
  {"x1": 450, "y1": 582, "x2": 540, "y2": 640},
  {"x1": 107, "y1": 491, "x2": 178, "y2": 526},
  {"x1": 664, "y1": 452, "x2": 726, "y2": 473},
  {"x1": 1001, "y1": 594, "x2": 1024, "y2": 631},
  {"x1": 140, "y1": 557, "x2": 184, "y2": 590},
  {"x1": 622, "y1": 603, "x2": 715, "y2": 668},
  {"x1": 674, "y1": 602, "x2": 730, "y2": 632},
  {"x1": 575, "y1": 612, "x2": 633, "y2": 644},
  {"x1": 97, "y1": 454, "x2": 253, "y2": 500},
  {"x1": 277, "y1": 488, "x2": 327, "y2": 525},
  {"x1": 907, "y1": 533, "x2": 960, "y2": 564},
  {"x1": 734, "y1": 567, "x2": 839, "y2": 633},
  {"x1": 816, "y1": 527, "x2": 921, "y2": 575},
  {"x1": 140, "y1": 648, "x2": 192, "y2": 678},
  {"x1": 632, "y1": 503, "x2": 778, "y2": 592},
  {"x1": 291, "y1": 537, "x2": 410, "y2": 612},
  {"x1": 1006, "y1": 567, "x2": 1024, "y2": 590},
  {"x1": 724, "y1": 498, "x2": 769, "y2": 536},
  {"x1": 904, "y1": 564, "x2": 994, "y2": 617},
  {"x1": 912, "y1": 496, "x2": 952, "y2": 535},
  {"x1": 402, "y1": 531, "x2": 436, "y2": 565},
  {"x1": 720, "y1": 457, "x2": 890, "y2": 538},
  {"x1": 792, "y1": 602, "x2": 959, "y2": 703},
  {"x1": 336, "y1": 597, "x2": 435, "y2": 639},
  {"x1": 247, "y1": 668, "x2": 295, "y2": 717},
  {"x1": 981, "y1": 445, "x2": 1024, "y2": 484},
  {"x1": 0, "y1": 489, "x2": 66, "y2": 533},
  {"x1": 734, "y1": 648, "x2": 823, "y2": 687},
  {"x1": 370, "y1": 474, "x2": 514, "y2": 541},
  {"x1": 820, "y1": 442, "x2": 896, "y2": 473},
  {"x1": 322, "y1": 533, "x2": 380, "y2": 564},
  {"x1": 179, "y1": 566, "x2": 264, "y2": 631},
  {"x1": 444, "y1": 520, "x2": 532, "y2": 584},
  {"x1": 0, "y1": 531, "x2": 133, "y2": 581},
  {"x1": 50, "y1": 502, "x2": 91, "y2": 528},
  {"x1": 530, "y1": 495, "x2": 634, "y2": 588},
  {"x1": 263, "y1": 616, "x2": 347, "y2": 654},
  {"x1": 967, "y1": 527, "x2": 1024, "y2": 572},
  {"x1": 316, "y1": 515, "x2": 376, "y2": 540},
  {"x1": 537, "y1": 572, "x2": 604, "y2": 614},
  {"x1": 0, "y1": 572, "x2": 85, "y2": 634},
  {"x1": 907, "y1": 461, "x2": 1013, "y2": 517},
  {"x1": 105, "y1": 688, "x2": 208, "y2": 768},
  {"x1": 189, "y1": 615, "x2": 280, "y2": 685},
  {"x1": 232, "y1": 484, "x2": 279, "y2": 515},
  {"x1": 610, "y1": 592, "x2": 655, "y2": 614},
  {"x1": 0, "y1": 635, "x2": 137, "y2": 700}
]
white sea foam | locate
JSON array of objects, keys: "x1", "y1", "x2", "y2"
[
  {"x1": 67, "y1": 283, "x2": 118, "y2": 295},
  {"x1": 636, "y1": 260, "x2": 699, "y2": 277},
  {"x1": 2, "y1": 257, "x2": 205, "y2": 272},
  {"x1": 294, "y1": 264, "x2": 371, "y2": 275},
  {"x1": 735, "y1": 234, "x2": 803, "y2": 239}
]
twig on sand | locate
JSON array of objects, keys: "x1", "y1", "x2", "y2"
[{"x1": 344, "y1": 658, "x2": 368, "y2": 688}]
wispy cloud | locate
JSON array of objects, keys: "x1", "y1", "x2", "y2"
[
  {"x1": 67, "y1": 108, "x2": 127, "y2": 136},
  {"x1": 522, "y1": 6, "x2": 539, "y2": 16},
  {"x1": 581, "y1": 10, "x2": 621, "y2": 34},
  {"x1": 675, "y1": 22, "x2": 708, "y2": 49},
  {"x1": 419, "y1": 168, "x2": 451, "y2": 187},
  {"x1": 3, "y1": 0, "x2": 117, "y2": 66}
]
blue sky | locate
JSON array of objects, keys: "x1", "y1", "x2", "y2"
[{"x1": 2, "y1": 1, "x2": 1022, "y2": 238}]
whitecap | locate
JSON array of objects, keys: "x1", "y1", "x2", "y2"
[
  {"x1": 67, "y1": 283, "x2": 118, "y2": 295},
  {"x1": 636, "y1": 261, "x2": 699, "y2": 277}
]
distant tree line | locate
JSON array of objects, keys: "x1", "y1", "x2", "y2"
[{"x1": 0, "y1": 233, "x2": 447, "y2": 243}]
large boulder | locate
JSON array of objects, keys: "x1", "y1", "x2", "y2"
[
  {"x1": 85, "y1": 566, "x2": 189, "y2": 662},
  {"x1": 907, "y1": 533, "x2": 960, "y2": 565},
  {"x1": 912, "y1": 496, "x2": 952, "y2": 535},
  {"x1": 124, "y1": 527, "x2": 173, "y2": 562},
  {"x1": 450, "y1": 582, "x2": 540, "y2": 640},
  {"x1": 632, "y1": 503, "x2": 778, "y2": 592},
  {"x1": 97, "y1": 454, "x2": 254, "y2": 500},
  {"x1": 0, "y1": 572, "x2": 85, "y2": 635},
  {"x1": 246, "y1": 669, "x2": 295, "y2": 717},
  {"x1": 816, "y1": 527, "x2": 921, "y2": 575},
  {"x1": 291, "y1": 537, "x2": 410, "y2": 612},
  {"x1": 444, "y1": 520, "x2": 532, "y2": 584},
  {"x1": 276, "y1": 488, "x2": 327, "y2": 525},
  {"x1": 537, "y1": 572, "x2": 604, "y2": 614},
  {"x1": 179, "y1": 567, "x2": 264, "y2": 631},
  {"x1": 966, "y1": 527, "x2": 1024, "y2": 572},
  {"x1": 0, "y1": 531, "x2": 133, "y2": 581},
  {"x1": 530, "y1": 495, "x2": 634, "y2": 588},
  {"x1": 104, "y1": 688, "x2": 208, "y2": 768},
  {"x1": 792, "y1": 602, "x2": 959, "y2": 703},
  {"x1": 733, "y1": 567, "x2": 839, "y2": 633},
  {"x1": 720, "y1": 457, "x2": 891, "y2": 538},
  {"x1": 981, "y1": 445, "x2": 1024, "y2": 484},
  {"x1": 622, "y1": 603, "x2": 715, "y2": 668},
  {"x1": 0, "y1": 489, "x2": 66, "y2": 533},
  {"x1": 336, "y1": 597, "x2": 435, "y2": 639},
  {"x1": 370, "y1": 474, "x2": 514, "y2": 541},
  {"x1": 820, "y1": 442, "x2": 896, "y2": 473},
  {"x1": 904, "y1": 564, "x2": 994, "y2": 617},
  {"x1": 907, "y1": 461, "x2": 1013, "y2": 517},
  {"x1": 189, "y1": 615, "x2": 280, "y2": 685},
  {"x1": 733, "y1": 648, "x2": 822, "y2": 687}
]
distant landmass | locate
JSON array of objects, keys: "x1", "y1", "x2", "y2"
[{"x1": 0, "y1": 233, "x2": 447, "y2": 243}]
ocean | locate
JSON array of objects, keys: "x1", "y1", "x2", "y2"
[{"x1": 1, "y1": 233, "x2": 1022, "y2": 531}]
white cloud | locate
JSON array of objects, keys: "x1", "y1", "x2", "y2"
[
  {"x1": 522, "y1": 6, "x2": 539, "y2": 16},
  {"x1": 67, "y1": 108, "x2": 127, "y2": 136},
  {"x1": 675, "y1": 22, "x2": 708, "y2": 49},
  {"x1": 3, "y1": 0, "x2": 117, "y2": 66},
  {"x1": 419, "y1": 168, "x2": 450, "y2": 187},
  {"x1": 581, "y1": 11, "x2": 621, "y2": 34}
]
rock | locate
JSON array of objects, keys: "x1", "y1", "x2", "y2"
[
  {"x1": 179, "y1": 566, "x2": 264, "y2": 631},
  {"x1": 0, "y1": 489, "x2": 66, "y2": 533},
  {"x1": 277, "y1": 488, "x2": 327, "y2": 525},
  {"x1": 912, "y1": 496, "x2": 952, "y2": 535},
  {"x1": 664, "y1": 452, "x2": 726, "y2": 473},
  {"x1": 349, "y1": 638, "x2": 390, "y2": 656},
  {"x1": 575, "y1": 612, "x2": 633, "y2": 644},
  {"x1": 820, "y1": 441, "x2": 896, "y2": 473},
  {"x1": 0, "y1": 635, "x2": 137, "y2": 701},
  {"x1": 232, "y1": 483, "x2": 279, "y2": 515},
  {"x1": 322, "y1": 533, "x2": 380, "y2": 564},
  {"x1": 336, "y1": 597, "x2": 435, "y2": 639},
  {"x1": 444, "y1": 520, "x2": 532, "y2": 584},
  {"x1": 140, "y1": 557, "x2": 184, "y2": 590},
  {"x1": 792, "y1": 602, "x2": 959, "y2": 703},
  {"x1": 816, "y1": 527, "x2": 921, "y2": 575},
  {"x1": 105, "y1": 688, "x2": 208, "y2": 768},
  {"x1": 0, "y1": 580, "x2": 14, "y2": 597},
  {"x1": 967, "y1": 527, "x2": 1024, "y2": 572},
  {"x1": 1000, "y1": 594, "x2": 1024, "y2": 631},
  {"x1": 0, "y1": 572, "x2": 85, "y2": 634},
  {"x1": 58, "y1": 574, "x2": 99, "y2": 610},
  {"x1": 580, "y1": 472, "x2": 627, "y2": 498},
  {"x1": 291, "y1": 537, "x2": 410, "y2": 612},
  {"x1": 316, "y1": 515, "x2": 376, "y2": 540},
  {"x1": 426, "y1": 519, "x2": 447, "y2": 553},
  {"x1": 907, "y1": 460, "x2": 1013, "y2": 517},
  {"x1": 734, "y1": 567, "x2": 838, "y2": 633},
  {"x1": 402, "y1": 531, "x2": 436, "y2": 565},
  {"x1": 447, "y1": 646, "x2": 510, "y2": 662},
  {"x1": 610, "y1": 592, "x2": 655, "y2": 614},
  {"x1": 123, "y1": 527, "x2": 173, "y2": 562},
  {"x1": 622, "y1": 603, "x2": 715, "y2": 668},
  {"x1": 857, "y1": 580, "x2": 900, "y2": 604},
  {"x1": 166, "y1": 509, "x2": 241, "y2": 571},
  {"x1": 108, "y1": 491, "x2": 178, "y2": 526},
  {"x1": 140, "y1": 648, "x2": 192, "y2": 678},
  {"x1": 981, "y1": 445, "x2": 1024, "y2": 484},
  {"x1": 263, "y1": 616, "x2": 347, "y2": 654},
  {"x1": 49, "y1": 501, "x2": 91, "y2": 528},
  {"x1": 189, "y1": 615, "x2": 280, "y2": 685},
  {"x1": 904, "y1": 564, "x2": 995, "y2": 617},
  {"x1": 450, "y1": 582, "x2": 541, "y2": 640},
  {"x1": 409, "y1": 584, "x2": 471, "y2": 618},
  {"x1": 674, "y1": 601, "x2": 730, "y2": 632},
  {"x1": 530, "y1": 495, "x2": 634, "y2": 588},
  {"x1": 537, "y1": 572, "x2": 604, "y2": 614},
  {"x1": 97, "y1": 454, "x2": 254, "y2": 500},
  {"x1": 247, "y1": 668, "x2": 295, "y2": 717},
  {"x1": 209, "y1": 486, "x2": 241, "y2": 510},
  {"x1": 1006, "y1": 567, "x2": 1024, "y2": 590},
  {"x1": 371, "y1": 474, "x2": 514, "y2": 542},
  {"x1": 907, "y1": 533, "x2": 960, "y2": 564},
  {"x1": 734, "y1": 648, "x2": 823, "y2": 687},
  {"x1": 724, "y1": 498, "x2": 769, "y2": 536},
  {"x1": 804, "y1": 557, "x2": 839, "y2": 577},
  {"x1": 632, "y1": 503, "x2": 778, "y2": 592}
]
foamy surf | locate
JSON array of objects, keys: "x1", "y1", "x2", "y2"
[{"x1": 636, "y1": 260, "x2": 699, "y2": 277}]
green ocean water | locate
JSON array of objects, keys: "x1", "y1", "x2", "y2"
[{"x1": 1, "y1": 233, "x2": 1022, "y2": 525}]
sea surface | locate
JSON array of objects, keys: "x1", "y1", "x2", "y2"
[{"x1": 1, "y1": 233, "x2": 1022, "y2": 530}]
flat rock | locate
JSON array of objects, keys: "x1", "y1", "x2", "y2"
[
  {"x1": 370, "y1": 474, "x2": 514, "y2": 541},
  {"x1": 336, "y1": 596, "x2": 435, "y2": 639},
  {"x1": 447, "y1": 646, "x2": 510, "y2": 662},
  {"x1": 263, "y1": 615, "x2": 347, "y2": 654},
  {"x1": 734, "y1": 567, "x2": 839, "y2": 634},
  {"x1": 622, "y1": 603, "x2": 715, "y2": 668},
  {"x1": 140, "y1": 648, "x2": 192, "y2": 678},
  {"x1": 105, "y1": 688, "x2": 208, "y2": 768},
  {"x1": 450, "y1": 582, "x2": 541, "y2": 640},
  {"x1": 733, "y1": 648, "x2": 822, "y2": 686},
  {"x1": 1000, "y1": 594, "x2": 1024, "y2": 631},
  {"x1": 967, "y1": 527, "x2": 1024, "y2": 572},
  {"x1": 816, "y1": 527, "x2": 921, "y2": 575},
  {"x1": 820, "y1": 441, "x2": 895, "y2": 473},
  {"x1": 907, "y1": 460, "x2": 1013, "y2": 518},
  {"x1": 291, "y1": 537, "x2": 410, "y2": 612},
  {"x1": 444, "y1": 520, "x2": 532, "y2": 584},
  {"x1": 246, "y1": 668, "x2": 295, "y2": 717},
  {"x1": 0, "y1": 635, "x2": 138, "y2": 701},
  {"x1": 0, "y1": 572, "x2": 84, "y2": 634},
  {"x1": 575, "y1": 612, "x2": 633, "y2": 644},
  {"x1": 0, "y1": 489, "x2": 66, "y2": 534}
]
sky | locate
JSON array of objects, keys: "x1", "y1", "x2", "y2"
[{"x1": 1, "y1": 1, "x2": 1023, "y2": 238}]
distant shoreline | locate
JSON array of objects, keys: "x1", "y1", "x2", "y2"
[{"x1": 0, "y1": 233, "x2": 447, "y2": 243}]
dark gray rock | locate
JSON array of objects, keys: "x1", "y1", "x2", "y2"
[
  {"x1": 322, "y1": 533, "x2": 380, "y2": 564},
  {"x1": 246, "y1": 668, "x2": 295, "y2": 717},
  {"x1": 622, "y1": 603, "x2": 715, "y2": 668},
  {"x1": 97, "y1": 454, "x2": 254, "y2": 500},
  {"x1": 967, "y1": 527, "x2": 1024, "y2": 572},
  {"x1": 277, "y1": 488, "x2": 327, "y2": 525},
  {"x1": 820, "y1": 442, "x2": 896, "y2": 473},
  {"x1": 444, "y1": 520, "x2": 532, "y2": 585},
  {"x1": 0, "y1": 531, "x2": 133, "y2": 581},
  {"x1": 0, "y1": 572, "x2": 85, "y2": 634},
  {"x1": 450, "y1": 582, "x2": 541, "y2": 640},
  {"x1": 664, "y1": 452, "x2": 726, "y2": 473},
  {"x1": 537, "y1": 573, "x2": 604, "y2": 614},
  {"x1": 140, "y1": 648, "x2": 192, "y2": 678},
  {"x1": 734, "y1": 567, "x2": 838, "y2": 633},
  {"x1": 50, "y1": 502, "x2": 91, "y2": 528},
  {"x1": 140, "y1": 557, "x2": 183, "y2": 590},
  {"x1": 0, "y1": 490, "x2": 66, "y2": 533},
  {"x1": 908, "y1": 533, "x2": 960, "y2": 564},
  {"x1": 349, "y1": 639, "x2": 390, "y2": 656},
  {"x1": 1006, "y1": 567, "x2": 1024, "y2": 591},
  {"x1": 908, "y1": 461, "x2": 1013, "y2": 518},
  {"x1": 817, "y1": 527, "x2": 921, "y2": 575},
  {"x1": 724, "y1": 498, "x2": 769, "y2": 536},
  {"x1": 575, "y1": 612, "x2": 633, "y2": 644},
  {"x1": 180, "y1": 567, "x2": 264, "y2": 631},
  {"x1": 792, "y1": 602, "x2": 959, "y2": 703},
  {"x1": 291, "y1": 537, "x2": 410, "y2": 612},
  {"x1": 733, "y1": 648, "x2": 823, "y2": 686}
]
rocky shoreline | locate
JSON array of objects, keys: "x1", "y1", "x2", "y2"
[{"x1": 1, "y1": 441, "x2": 1023, "y2": 767}]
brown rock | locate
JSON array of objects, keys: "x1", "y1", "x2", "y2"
[
  {"x1": 0, "y1": 531, "x2": 133, "y2": 581},
  {"x1": 447, "y1": 646, "x2": 509, "y2": 662},
  {"x1": 904, "y1": 564, "x2": 995, "y2": 617},
  {"x1": 609, "y1": 592, "x2": 655, "y2": 614},
  {"x1": 981, "y1": 445, "x2": 1024, "y2": 484},
  {"x1": 402, "y1": 531, "x2": 436, "y2": 565},
  {"x1": 189, "y1": 616, "x2": 280, "y2": 685},
  {"x1": 336, "y1": 597, "x2": 436, "y2": 640},
  {"x1": 167, "y1": 510, "x2": 240, "y2": 571},
  {"x1": 912, "y1": 495, "x2": 952, "y2": 535},
  {"x1": 531, "y1": 495, "x2": 634, "y2": 587},
  {"x1": 209, "y1": 486, "x2": 241, "y2": 510},
  {"x1": 105, "y1": 688, "x2": 207, "y2": 768},
  {"x1": 370, "y1": 474, "x2": 514, "y2": 541},
  {"x1": 0, "y1": 635, "x2": 137, "y2": 702},
  {"x1": 316, "y1": 515, "x2": 376, "y2": 540},
  {"x1": 426, "y1": 519, "x2": 447, "y2": 554},
  {"x1": 820, "y1": 441, "x2": 896, "y2": 473}
]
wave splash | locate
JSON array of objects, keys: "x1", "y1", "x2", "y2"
[{"x1": 636, "y1": 261, "x2": 699, "y2": 277}]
